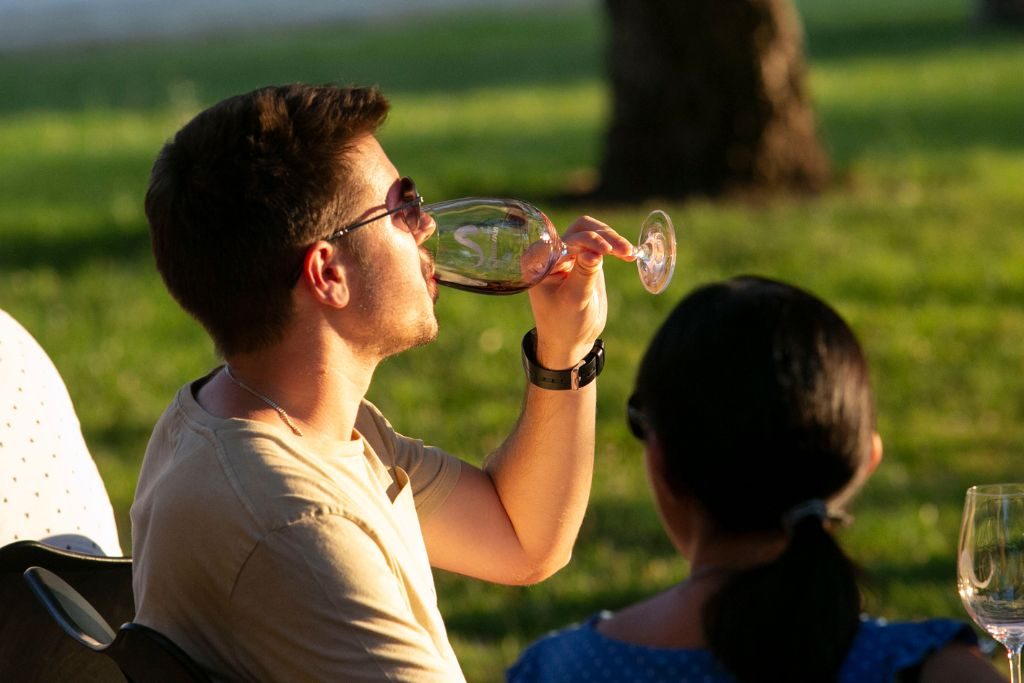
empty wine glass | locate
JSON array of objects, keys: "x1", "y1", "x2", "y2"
[
  {"x1": 958, "y1": 483, "x2": 1024, "y2": 682},
  {"x1": 421, "y1": 197, "x2": 676, "y2": 295}
]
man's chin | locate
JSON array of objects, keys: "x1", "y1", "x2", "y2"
[
  {"x1": 408, "y1": 319, "x2": 440, "y2": 354},
  {"x1": 377, "y1": 319, "x2": 438, "y2": 361}
]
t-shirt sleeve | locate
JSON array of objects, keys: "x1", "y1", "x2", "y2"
[
  {"x1": 228, "y1": 513, "x2": 462, "y2": 683},
  {"x1": 355, "y1": 400, "x2": 461, "y2": 519},
  {"x1": 846, "y1": 616, "x2": 980, "y2": 681}
]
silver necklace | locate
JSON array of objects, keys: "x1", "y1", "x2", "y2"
[{"x1": 222, "y1": 366, "x2": 304, "y2": 437}]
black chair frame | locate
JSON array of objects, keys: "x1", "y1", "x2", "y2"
[
  {"x1": 0, "y1": 540, "x2": 133, "y2": 682},
  {"x1": 22, "y1": 564, "x2": 211, "y2": 683}
]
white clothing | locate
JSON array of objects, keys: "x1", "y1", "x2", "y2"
[{"x1": 0, "y1": 309, "x2": 122, "y2": 556}]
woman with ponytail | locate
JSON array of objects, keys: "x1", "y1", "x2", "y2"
[{"x1": 509, "y1": 276, "x2": 1002, "y2": 683}]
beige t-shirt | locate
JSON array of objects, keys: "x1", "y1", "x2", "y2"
[{"x1": 131, "y1": 372, "x2": 464, "y2": 682}]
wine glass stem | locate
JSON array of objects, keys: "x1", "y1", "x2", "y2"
[{"x1": 1010, "y1": 645, "x2": 1022, "y2": 683}]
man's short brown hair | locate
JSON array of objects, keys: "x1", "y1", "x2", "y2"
[{"x1": 145, "y1": 84, "x2": 390, "y2": 356}]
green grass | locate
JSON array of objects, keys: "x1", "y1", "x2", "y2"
[{"x1": 2, "y1": 1, "x2": 1023, "y2": 680}]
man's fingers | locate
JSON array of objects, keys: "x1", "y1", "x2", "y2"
[{"x1": 562, "y1": 216, "x2": 635, "y2": 258}]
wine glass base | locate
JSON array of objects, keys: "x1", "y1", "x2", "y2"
[{"x1": 636, "y1": 210, "x2": 676, "y2": 294}]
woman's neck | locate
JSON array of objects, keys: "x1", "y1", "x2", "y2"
[{"x1": 595, "y1": 532, "x2": 787, "y2": 649}]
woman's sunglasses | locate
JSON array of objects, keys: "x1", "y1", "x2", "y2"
[{"x1": 627, "y1": 394, "x2": 650, "y2": 440}]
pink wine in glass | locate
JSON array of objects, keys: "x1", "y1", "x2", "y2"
[{"x1": 422, "y1": 197, "x2": 675, "y2": 295}]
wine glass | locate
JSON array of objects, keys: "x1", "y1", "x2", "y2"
[
  {"x1": 958, "y1": 483, "x2": 1024, "y2": 682},
  {"x1": 421, "y1": 197, "x2": 676, "y2": 295}
]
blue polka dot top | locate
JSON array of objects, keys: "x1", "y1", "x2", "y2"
[{"x1": 507, "y1": 613, "x2": 976, "y2": 683}]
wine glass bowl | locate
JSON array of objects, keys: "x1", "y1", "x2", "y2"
[
  {"x1": 422, "y1": 197, "x2": 677, "y2": 295},
  {"x1": 422, "y1": 198, "x2": 561, "y2": 294},
  {"x1": 958, "y1": 483, "x2": 1024, "y2": 682}
]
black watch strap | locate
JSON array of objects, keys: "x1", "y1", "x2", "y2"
[{"x1": 521, "y1": 328, "x2": 605, "y2": 391}]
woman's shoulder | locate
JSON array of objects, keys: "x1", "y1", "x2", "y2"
[
  {"x1": 841, "y1": 615, "x2": 978, "y2": 682},
  {"x1": 852, "y1": 615, "x2": 976, "y2": 650},
  {"x1": 507, "y1": 613, "x2": 981, "y2": 683},
  {"x1": 507, "y1": 612, "x2": 732, "y2": 683}
]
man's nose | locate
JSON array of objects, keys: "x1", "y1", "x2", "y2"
[{"x1": 414, "y1": 212, "x2": 436, "y2": 245}]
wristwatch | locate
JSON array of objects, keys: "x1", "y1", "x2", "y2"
[{"x1": 521, "y1": 328, "x2": 605, "y2": 391}]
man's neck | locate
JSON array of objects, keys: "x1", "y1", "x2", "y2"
[{"x1": 200, "y1": 331, "x2": 377, "y2": 444}]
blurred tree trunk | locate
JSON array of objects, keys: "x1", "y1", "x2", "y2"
[
  {"x1": 976, "y1": 0, "x2": 1024, "y2": 24},
  {"x1": 596, "y1": 0, "x2": 830, "y2": 201}
]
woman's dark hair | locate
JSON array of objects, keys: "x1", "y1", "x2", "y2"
[{"x1": 632, "y1": 275, "x2": 875, "y2": 683}]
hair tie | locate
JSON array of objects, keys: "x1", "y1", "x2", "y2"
[{"x1": 781, "y1": 498, "x2": 828, "y2": 533}]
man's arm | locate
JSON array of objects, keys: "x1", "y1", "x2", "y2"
[{"x1": 422, "y1": 217, "x2": 633, "y2": 585}]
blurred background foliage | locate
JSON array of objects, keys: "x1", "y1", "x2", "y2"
[{"x1": 1, "y1": 0, "x2": 1022, "y2": 679}]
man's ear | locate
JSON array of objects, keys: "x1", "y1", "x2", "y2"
[{"x1": 301, "y1": 242, "x2": 350, "y2": 309}]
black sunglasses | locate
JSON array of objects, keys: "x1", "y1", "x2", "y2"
[
  {"x1": 322, "y1": 176, "x2": 425, "y2": 242},
  {"x1": 290, "y1": 177, "x2": 424, "y2": 285},
  {"x1": 626, "y1": 394, "x2": 650, "y2": 440}
]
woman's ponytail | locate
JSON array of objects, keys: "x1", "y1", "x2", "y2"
[{"x1": 703, "y1": 516, "x2": 861, "y2": 683}]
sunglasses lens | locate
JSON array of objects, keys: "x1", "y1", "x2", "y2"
[
  {"x1": 626, "y1": 396, "x2": 648, "y2": 440},
  {"x1": 399, "y1": 176, "x2": 417, "y2": 200},
  {"x1": 398, "y1": 177, "x2": 422, "y2": 232}
]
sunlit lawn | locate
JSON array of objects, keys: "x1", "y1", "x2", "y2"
[{"x1": 1, "y1": 0, "x2": 1022, "y2": 680}]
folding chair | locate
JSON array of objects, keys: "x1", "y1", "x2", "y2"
[
  {"x1": 24, "y1": 565, "x2": 211, "y2": 683},
  {"x1": 0, "y1": 540, "x2": 133, "y2": 682}
]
